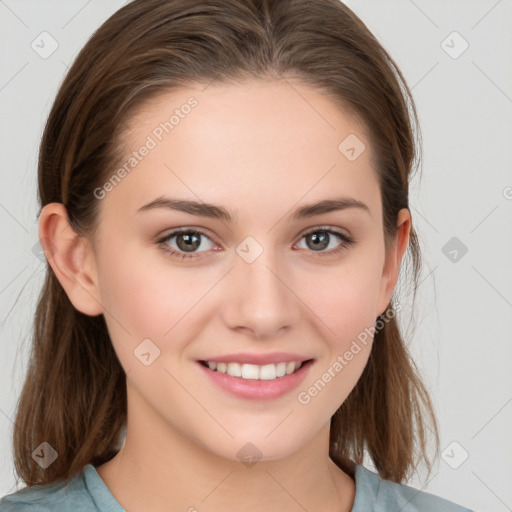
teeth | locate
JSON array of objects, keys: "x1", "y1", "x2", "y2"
[
  {"x1": 227, "y1": 362, "x2": 242, "y2": 377},
  {"x1": 205, "y1": 361, "x2": 303, "y2": 380}
]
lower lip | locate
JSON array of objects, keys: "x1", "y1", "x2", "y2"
[{"x1": 196, "y1": 360, "x2": 314, "y2": 401}]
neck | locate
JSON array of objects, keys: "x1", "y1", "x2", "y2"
[{"x1": 96, "y1": 386, "x2": 356, "y2": 512}]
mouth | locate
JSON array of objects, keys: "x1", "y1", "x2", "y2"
[
  {"x1": 197, "y1": 358, "x2": 315, "y2": 400},
  {"x1": 198, "y1": 359, "x2": 314, "y2": 380}
]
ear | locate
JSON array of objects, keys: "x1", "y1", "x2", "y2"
[
  {"x1": 38, "y1": 203, "x2": 103, "y2": 316},
  {"x1": 376, "y1": 208, "x2": 411, "y2": 316}
]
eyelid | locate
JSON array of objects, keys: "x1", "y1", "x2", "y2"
[
  {"x1": 156, "y1": 225, "x2": 217, "y2": 243},
  {"x1": 156, "y1": 224, "x2": 354, "y2": 260},
  {"x1": 299, "y1": 224, "x2": 353, "y2": 240},
  {"x1": 156, "y1": 227, "x2": 218, "y2": 250},
  {"x1": 157, "y1": 224, "x2": 352, "y2": 243}
]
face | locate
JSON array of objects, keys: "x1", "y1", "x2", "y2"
[{"x1": 80, "y1": 79, "x2": 407, "y2": 462}]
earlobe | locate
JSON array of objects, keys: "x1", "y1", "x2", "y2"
[
  {"x1": 38, "y1": 203, "x2": 103, "y2": 316},
  {"x1": 377, "y1": 208, "x2": 411, "y2": 316}
]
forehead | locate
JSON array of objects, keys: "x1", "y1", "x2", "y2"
[{"x1": 103, "y1": 79, "x2": 381, "y2": 223}]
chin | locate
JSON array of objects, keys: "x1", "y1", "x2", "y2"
[{"x1": 205, "y1": 434, "x2": 306, "y2": 466}]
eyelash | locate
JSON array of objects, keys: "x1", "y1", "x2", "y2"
[{"x1": 156, "y1": 226, "x2": 354, "y2": 261}]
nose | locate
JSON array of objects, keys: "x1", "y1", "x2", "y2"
[{"x1": 222, "y1": 246, "x2": 301, "y2": 340}]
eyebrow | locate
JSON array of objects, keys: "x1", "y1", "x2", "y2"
[{"x1": 137, "y1": 196, "x2": 371, "y2": 221}]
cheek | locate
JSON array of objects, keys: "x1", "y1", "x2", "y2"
[
  {"x1": 96, "y1": 240, "x2": 218, "y2": 370},
  {"x1": 295, "y1": 260, "x2": 381, "y2": 417},
  {"x1": 99, "y1": 261, "x2": 165, "y2": 333},
  {"x1": 94, "y1": 241, "x2": 178, "y2": 352},
  {"x1": 305, "y1": 250, "x2": 385, "y2": 341}
]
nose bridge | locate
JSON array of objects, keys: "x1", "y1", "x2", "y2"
[{"x1": 225, "y1": 235, "x2": 299, "y2": 337}]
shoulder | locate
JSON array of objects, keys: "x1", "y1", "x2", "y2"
[
  {"x1": 0, "y1": 467, "x2": 95, "y2": 512},
  {"x1": 352, "y1": 464, "x2": 475, "y2": 512}
]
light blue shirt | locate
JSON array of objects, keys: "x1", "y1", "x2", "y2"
[{"x1": 0, "y1": 463, "x2": 474, "y2": 511}]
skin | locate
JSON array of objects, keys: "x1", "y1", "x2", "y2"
[{"x1": 40, "y1": 78, "x2": 410, "y2": 512}]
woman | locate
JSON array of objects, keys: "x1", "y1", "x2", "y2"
[{"x1": 0, "y1": 0, "x2": 473, "y2": 510}]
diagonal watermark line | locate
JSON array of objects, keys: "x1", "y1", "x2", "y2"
[
  {"x1": 267, "y1": 164, "x2": 337, "y2": 234},
  {"x1": 471, "y1": 397, "x2": 512, "y2": 439},
  {"x1": 60, "y1": 270, "x2": 132, "y2": 336},
  {"x1": 410, "y1": 204, "x2": 439, "y2": 233},
  {"x1": 265, "y1": 410, "x2": 294, "y2": 438},
  {"x1": 0, "y1": 265, "x2": 28, "y2": 296},
  {"x1": 266, "y1": 470, "x2": 310, "y2": 512},
  {"x1": 163, "y1": 163, "x2": 234, "y2": 236},
  {"x1": 5, "y1": 482, "x2": 22, "y2": 496},
  {"x1": 2, "y1": 265, "x2": 42, "y2": 325},
  {"x1": 471, "y1": 265, "x2": 512, "y2": 308},
  {"x1": 265, "y1": 266, "x2": 336, "y2": 335},
  {"x1": 0, "y1": 407, "x2": 14, "y2": 425},
  {"x1": 411, "y1": 62, "x2": 439, "y2": 91},
  {"x1": 407, "y1": 0, "x2": 439, "y2": 28},
  {"x1": 471, "y1": 0, "x2": 503, "y2": 30},
  {"x1": 201, "y1": 470, "x2": 234, "y2": 502},
  {"x1": 471, "y1": 470, "x2": 512, "y2": 511},
  {"x1": 398, "y1": 471, "x2": 439, "y2": 512},
  {"x1": 163, "y1": 367, "x2": 234, "y2": 438},
  {"x1": 404, "y1": 265, "x2": 438, "y2": 299},
  {"x1": 163, "y1": 268, "x2": 234, "y2": 337},
  {"x1": 0, "y1": 0, "x2": 29, "y2": 28},
  {"x1": 0, "y1": 62, "x2": 29, "y2": 92},
  {"x1": 418, "y1": 265, "x2": 438, "y2": 287},
  {"x1": 472, "y1": 61, "x2": 512, "y2": 105},
  {"x1": 469, "y1": 204, "x2": 499, "y2": 233},
  {"x1": 200, "y1": 77, "x2": 217, "y2": 93},
  {"x1": 61, "y1": 0, "x2": 92, "y2": 29},
  {"x1": 0, "y1": 203, "x2": 29, "y2": 233},
  {"x1": 281, "y1": 77, "x2": 336, "y2": 130}
]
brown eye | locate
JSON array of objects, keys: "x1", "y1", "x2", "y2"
[
  {"x1": 158, "y1": 229, "x2": 215, "y2": 260},
  {"x1": 304, "y1": 230, "x2": 330, "y2": 251},
  {"x1": 174, "y1": 231, "x2": 202, "y2": 252},
  {"x1": 296, "y1": 228, "x2": 354, "y2": 256}
]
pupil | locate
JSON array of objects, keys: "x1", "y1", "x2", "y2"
[
  {"x1": 177, "y1": 232, "x2": 200, "y2": 252},
  {"x1": 308, "y1": 231, "x2": 329, "y2": 251},
  {"x1": 175, "y1": 231, "x2": 330, "y2": 253}
]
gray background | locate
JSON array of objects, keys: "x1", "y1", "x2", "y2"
[{"x1": 1, "y1": 1, "x2": 511, "y2": 511}]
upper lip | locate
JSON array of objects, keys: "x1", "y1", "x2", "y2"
[{"x1": 198, "y1": 352, "x2": 313, "y2": 365}]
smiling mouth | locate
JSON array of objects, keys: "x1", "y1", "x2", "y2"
[{"x1": 198, "y1": 359, "x2": 314, "y2": 380}]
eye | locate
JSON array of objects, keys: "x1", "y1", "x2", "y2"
[
  {"x1": 157, "y1": 229, "x2": 216, "y2": 261},
  {"x1": 157, "y1": 226, "x2": 354, "y2": 261},
  {"x1": 295, "y1": 227, "x2": 354, "y2": 257}
]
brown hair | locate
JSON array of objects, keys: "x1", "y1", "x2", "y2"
[{"x1": 11, "y1": 0, "x2": 439, "y2": 488}]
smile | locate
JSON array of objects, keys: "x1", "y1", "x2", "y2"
[
  {"x1": 197, "y1": 359, "x2": 315, "y2": 400},
  {"x1": 199, "y1": 360, "x2": 308, "y2": 380}
]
